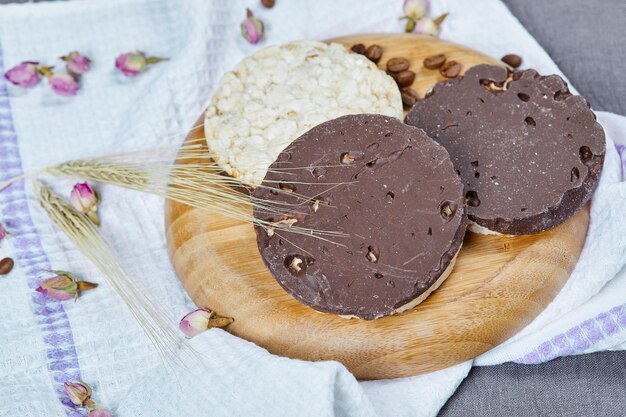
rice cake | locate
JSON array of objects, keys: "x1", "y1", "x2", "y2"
[{"x1": 205, "y1": 40, "x2": 403, "y2": 187}]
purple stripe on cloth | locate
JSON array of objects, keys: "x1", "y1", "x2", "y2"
[
  {"x1": 514, "y1": 304, "x2": 626, "y2": 364},
  {"x1": 616, "y1": 144, "x2": 626, "y2": 181},
  {"x1": 0, "y1": 48, "x2": 84, "y2": 417}
]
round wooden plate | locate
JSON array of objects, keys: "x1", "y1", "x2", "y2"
[{"x1": 165, "y1": 34, "x2": 589, "y2": 380}]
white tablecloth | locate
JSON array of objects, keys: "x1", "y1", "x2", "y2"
[{"x1": 0, "y1": 1, "x2": 624, "y2": 416}]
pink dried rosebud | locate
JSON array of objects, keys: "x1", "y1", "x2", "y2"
[
  {"x1": 179, "y1": 308, "x2": 234, "y2": 337},
  {"x1": 64, "y1": 381, "x2": 95, "y2": 407},
  {"x1": 115, "y1": 51, "x2": 167, "y2": 77},
  {"x1": 241, "y1": 9, "x2": 264, "y2": 44},
  {"x1": 87, "y1": 409, "x2": 112, "y2": 417},
  {"x1": 70, "y1": 182, "x2": 99, "y2": 225},
  {"x1": 61, "y1": 51, "x2": 92, "y2": 75},
  {"x1": 48, "y1": 72, "x2": 79, "y2": 96},
  {"x1": 403, "y1": 0, "x2": 429, "y2": 20},
  {"x1": 411, "y1": 13, "x2": 448, "y2": 36},
  {"x1": 36, "y1": 270, "x2": 98, "y2": 301},
  {"x1": 4, "y1": 61, "x2": 41, "y2": 88},
  {"x1": 0, "y1": 223, "x2": 9, "y2": 243}
]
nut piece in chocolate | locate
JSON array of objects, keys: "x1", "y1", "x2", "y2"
[
  {"x1": 253, "y1": 114, "x2": 467, "y2": 320},
  {"x1": 406, "y1": 64, "x2": 605, "y2": 235}
]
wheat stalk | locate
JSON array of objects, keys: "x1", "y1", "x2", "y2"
[
  {"x1": 1, "y1": 141, "x2": 348, "y2": 242},
  {"x1": 33, "y1": 180, "x2": 194, "y2": 368}
]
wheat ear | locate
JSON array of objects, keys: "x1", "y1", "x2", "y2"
[{"x1": 33, "y1": 180, "x2": 193, "y2": 367}]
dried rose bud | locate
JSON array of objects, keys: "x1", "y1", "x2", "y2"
[
  {"x1": 4, "y1": 61, "x2": 41, "y2": 88},
  {"x1": 87, "y1": 409, "x2": 112, "y2": 417},
  {"x1": 64, "y1": 381, "x2": 95, "y2": 407},
  {"x1": 61, "y1": 51, "x2": 92, "y2": 75},
  {"x1": 403, "y1": 0, "x2": 429, "y2": 20},
  {"x1": 404, "y1": 18, "x2": 416, "y2": 33},
  {"x1": 179, "y1": 308, "x2": 234, "y2": 337},
  {"x1": 70, "y1": 182, "x2": 99, "y2": 225},
  {"x1": 241, "y1": 8, "x2": 264, "y2": 45},
  {"x1": 411, "y1": 13, "x2": 448, "y2": 36},
  {"x1": 115, "y1": 51, "x2": 167, "y2": 77},
  {"x1": 48, "y1": 72, "x2": 79, "y2": 96},
  {"x1": 0, "y1": 222, "x2": 9, "y2": 243},
  {"x1": 36, "y1": 270, "x2": 97, "y2": 301}
]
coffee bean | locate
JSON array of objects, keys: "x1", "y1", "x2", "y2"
[
  {"x1": 0, "y1": 257, "x2": 14, "y2": 275},
  {"x1": 364, "y1": 44, "x2": 383, "y2": 64},
  {"x1": 261, "y1": 0, "x2": 275, "y2": 7},
  {"x1": 350, "y1": 43, "x2": 366, "y2": 55},
  {"x1": 423, "y1": 54, "x2": 446, "y2": 69},
  {"x1": 501, "y1": 54, "x2": 522, "y2": 68},
  {"x1": 440, "y1": 60, "x2": 461, "y2": 78},
  {"x1": 386, "y1": 57, "x2": 410, "y2": 73},
  {"x1": 393, "y1": 70, "x2": 416, "y2": 88},
  {"x1": 400, "y1": 87, "x2": 419, "y2": 108}
]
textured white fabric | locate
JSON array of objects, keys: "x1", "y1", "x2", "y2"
[{"x1": 0, "y1": 1, "x2": 624, "y2": 417}]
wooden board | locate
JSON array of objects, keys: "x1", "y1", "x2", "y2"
[{"x1": 165, "y1": 34, "x2": 589, "y2": 380}]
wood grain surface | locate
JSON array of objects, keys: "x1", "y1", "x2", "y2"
[{"x1": 165, "y1": 34, "x2": 589, "y2": 380}]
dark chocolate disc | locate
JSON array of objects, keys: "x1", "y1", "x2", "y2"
[
  {"x1": 252, "y1": 114, "x2": 466, "y2": 320},
  {"x1": 406, "y1": 64, "x2": 605, "y2": 235}
]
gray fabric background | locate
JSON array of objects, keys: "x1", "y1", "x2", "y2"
[
  {"x1": 441, "y1": 1, "x2": 626, "y2": 416},
  {"x1": 1, "y1": 0, "x2": 625, "y2": 416}
]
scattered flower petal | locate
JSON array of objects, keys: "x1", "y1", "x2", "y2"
[
  {"x1": 179, "y1": 307, "x2": 234, "y2": 337},
  {"x1": 241, "y1": 8, "x2": 264, "y2": 44},
  {"x1": 70, "y1": 182, "x2": 100, "y2": 225},
  {"x1": 4, "y1": 61, "x2": 41, "y2": 88},
  {"x1": 115, "y1": 51, "x2": 167, "y2": 77},
  {"x1": 64, "y1": 381, "x2": 94, "y2": 407},
  {"x1": 48, "y1": 72, "x2": 79, "y2": 96},
  {"x1": 403, "y1": 0, "x2": 429, "y2": 20},
  {"x1": 36, "y1": 270, "x2": 97, "y2": 301},
  {"x1": 62, "y1": 51, "x2": 92, "y2": 75},
  {"x1": 87, "y1": 409, "x2": 112, "y2": 417}
]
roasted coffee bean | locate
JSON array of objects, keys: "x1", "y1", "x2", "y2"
[
  {"x1": 400, "y1": 87, "x2": 419, "y2": 108},
  {"x1": 440, "y1": 60, "x2": 461, "y2": 78},
  {"x1": 364, "y1": 44, "x2": 383, "y2": 63},
  {"x1": 423, "y1": 54, "x2": 446, "y2": 69},
  {"x1": 0, "y1": 257, "x2": 14, "y2": 275},
  {"x1": 350, "y1": 43, "x2": 366, "y2": 55},
  {"x1": 261, "y1": 0, "x2": 275, "y2": 7},
  {"x1": 386, "y1": 57, "x2": 410, "y2": 73},
  {"x1": 393, "y1": 70, "x2": 416, "y2": 88},
  {"x1": 501, "y1": 54, "x2": 522, "y2": 68}
]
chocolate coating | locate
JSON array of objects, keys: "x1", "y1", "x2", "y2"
[
  {"x1": 406, "y1": 65, "x2": 605, "y2": 234},
  {"x1": 253, "y1": 114, "x2": 466, "y2": 320}
]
